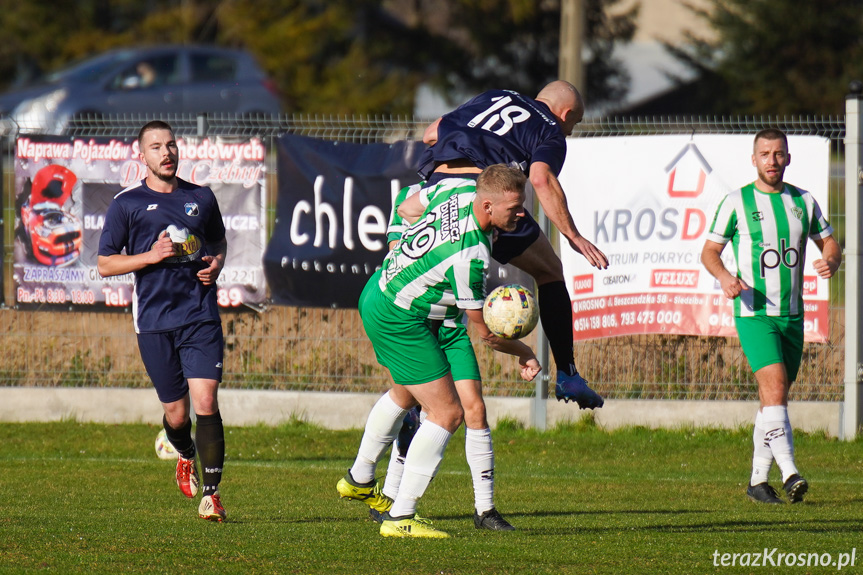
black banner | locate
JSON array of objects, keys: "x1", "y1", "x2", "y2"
[
  {"x1": 265, "y1": 134, "x2": 536, "y2": 309},
  {"x1": 265, "y1": 134, "x2": 426, "y2": 308}
]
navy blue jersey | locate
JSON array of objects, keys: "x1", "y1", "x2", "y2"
[
  {"x1": 98, "y1": 178, "x2": 226, "y2": 334},
  {"x1": 417, "y1": 89, "x2": 567, "y2": 179}
]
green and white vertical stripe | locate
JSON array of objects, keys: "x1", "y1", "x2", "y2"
[
  {"x1": 379, "y1": 178, "x2": 491, "y2": 321},
  {"x1": 706, "y1": 183, "x2": 832, "y2": 317}
]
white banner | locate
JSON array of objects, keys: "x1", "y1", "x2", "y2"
[
  {"x1": 14, "y1": 135, "x2": 267, "y2": 310},
  {"x1": 559, "y1": 134, "x2": 831, "y2": 342}
]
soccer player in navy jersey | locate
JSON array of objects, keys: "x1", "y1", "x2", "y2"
[
  {"x1": 97, "y1": 121, "x2": 229, "y2": 521},
  {"x1": 415, "y1": 80, "x2": 608, "y2": 409}
]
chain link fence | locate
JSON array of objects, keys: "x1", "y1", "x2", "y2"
[{"x1": 0, "y1": 114, "x2": 846, "y2": 401}]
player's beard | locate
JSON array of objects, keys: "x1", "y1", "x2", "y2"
[
  {"x1": 757, "y1": 165, "x2": 784, "y2": 188},
  {"x1": 148, "y1": 158, "x2": 178, "y2": 182}
]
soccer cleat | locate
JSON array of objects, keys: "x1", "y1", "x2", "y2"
[
  {"x1": 198, "y1": 491, "x2": 227, "y2": 521},
  {"x1": 380, "y1": 513, "x2": 449, "y2": 538},
  {"x1": 783, "y1": 474, "x2": 808, "y2": 503},
  {"x1": 474, "y1": 508, "x2": 516, "y2": 531},
  {"x1": 746, "y1": 482, "x2": 784, "y2": 504},
  {"x1": 555, "y1": 370, "x2": 604, "y2": 409},
  {"x1": 176, "y1": 455, "x2": 199, "y2": 498},
  {"x1": 336, "y1": 472, "x2": 393, "y2": 512},
  {"x1": 370, "y1": 507, "x2": 431, "y2": 525}
]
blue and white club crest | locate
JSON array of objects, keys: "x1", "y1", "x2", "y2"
[{"x1": 184, "y1": 203, "x2": 200, "y2": 217}]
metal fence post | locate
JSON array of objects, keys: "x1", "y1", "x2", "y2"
[
  {"x1": 197, "y1": 113, "x2": 209, "y2": 138},
  {"x1": 531, "y1": 206, "x2": 550, "y2": 431},
  {"x1": 843, "y1": 82, "x2": 863, "y2": 440}
]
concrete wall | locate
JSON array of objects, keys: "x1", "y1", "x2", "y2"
[{"x1": 0, "y1": 387, "x2": 842, "y2": 437}]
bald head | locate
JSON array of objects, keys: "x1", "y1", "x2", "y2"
[{"x1": 536, "y1": 80, "x2": 584, "y2": 135}]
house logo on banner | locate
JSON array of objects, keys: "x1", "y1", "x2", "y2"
[{"x1": 559, "y1": 134, "x2": 831, "y2": 342}]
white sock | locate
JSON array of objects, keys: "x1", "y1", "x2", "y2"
[
  {"x1": 383, "y1": 409, "x2": 424, "y2": 499},
  {"x1": 389, "y1": 421, "x2": 452, "y2": 518},
  {"x1": 382, "y1": 441, "x2": 406, "y2": 500},
  {"x1": 761, "y1": 405, "x2": 799, "y2": 482},
  {"x1": 349, "y1": 393, "x2": 407, "y2": 485},
  {"x1": 465, "y1": 427, "x2": 495, "y2": 514},
  {"x1": 750, "y1": 410, "x2": 773, "y2": 485}
]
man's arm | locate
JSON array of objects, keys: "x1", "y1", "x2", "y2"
[
  {"x1": 396, "y1": 192, "x2": 425, "y2": 224},
  {"x1": 464, "y1": 308, "x2": 541, "y2": 382},
  {"x1": 701, "y1": 239, "x2": 749, "y2": 299},
  {"x1": 423, "y1": 118, "x2": 441, "y2": 145},
  {"x1": 529, "y1": 161, "x2": 608, "y2": 269},
  {"x1": 97, "y1": 231, "x2": 175, "y2": 277},
  {"x1": 812, "y1": 235, "x2": 842, "y2": 279}
]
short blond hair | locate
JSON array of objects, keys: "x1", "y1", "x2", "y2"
[{"x1": 477, "y1": 164, "x2": 527, "y2": 198}]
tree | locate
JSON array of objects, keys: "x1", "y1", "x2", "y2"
[
  {"x1": 382, "y1": 0, "x2": 639, "y2": 110},
  {"x1": 0, "y1": 0, "x2": 639, "y2": 115},
  {"x1": 667, "y1": 0, "x2": 863, "y2": 115}
]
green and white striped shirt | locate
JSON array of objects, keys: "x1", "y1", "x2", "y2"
[
  {"x1": 380, "y1": 178, "x2": 490, "y2": 321},
  {"x1": 706, "y1": 182, "x2": 833, "y2": 317}
]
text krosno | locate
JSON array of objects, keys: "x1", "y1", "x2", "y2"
[{"x1": 712, "y1": 548, "x2": 856, "y2": 570}]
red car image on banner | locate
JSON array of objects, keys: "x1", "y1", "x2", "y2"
[{"x1": 19, "y1": 165, "x2": 83, "y2": 267}]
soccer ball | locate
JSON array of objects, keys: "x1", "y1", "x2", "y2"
[
  {"x1": 482, "y1": 284, "x2": 539, "y2": 339},
  {"x1": 154, "y1": 429, "x2": 178, "y2": 460}
]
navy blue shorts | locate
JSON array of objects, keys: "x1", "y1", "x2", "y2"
[
  {"x1": 425, "y1": 172, "x2": 541, "y2": 264},
  {"x1": 137, "y1": 321, "x2": 224, "y2": 403}
]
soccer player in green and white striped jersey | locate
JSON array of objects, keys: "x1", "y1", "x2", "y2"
[
  {"x1": 338, "y1": 165, "x2": 541, "y2": 538},
  {"x1": 702, "y1": 128, "x2": 841, "y2": 505}
]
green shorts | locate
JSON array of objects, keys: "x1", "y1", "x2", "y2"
[
  {"x1": 438, "y1": 324, "x2": 481, "y2": 382},
  {"x1": 735, "y1": 314, "x2": 804, "y2": 381},
  {"x1": 359, "y1": 274, "x2": 480, "y2": 385}
]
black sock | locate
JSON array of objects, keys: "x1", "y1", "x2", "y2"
[
  {"x1": 195, "y1": 411, "x2": 225, "y2": 495},
  {"x1": 538, "y1": 281, "x2": 576, "y2": 373},
  {"x1": 163, "y1": 414, "x2": 196, "y2": 459}
]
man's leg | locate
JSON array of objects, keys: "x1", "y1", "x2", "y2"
[
  {"x1": 746, "y1": 408, "x2": 782, "y2": 504},
  {"x1": 188, "y1": 377, "x2": 227, "y2": 520},
  {"x1": 508, "y1": 234, "x2": 603, "y2": 409},
  {"x1": 756, "y1": 363, "x2": 807, "y2": 502},
  {"x1": 338, "y1": 390, "x2": 413, "y2": 512},
  {"x1": 381, "y1": 374, "x2": 463, "y2": 538},
  {"x1": 456, "y1": 379, "x2": 515, "y2": 531}
]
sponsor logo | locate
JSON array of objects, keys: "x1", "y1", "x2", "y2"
[
  {"x1": 759, "y1": 238, "x2": 800, "y2": 277},
  {"x1": 572, "y1": 274, "x2": 593, "y2": 294},
  {"x1": 602, "y1": 274, "x2": 635, "y2": 286},
  {"x1": 147, "y1": 204, "x2": 158, "y2": 211},
  {"x1": 802, "y1": 275, "x2": 817, "y2": 296},
  {"x1": 752, "y1": 211, "x2": 764, "y2": 222},
  {"x1": 650, "y1": 269, "x2": 699, "y2": 288}
]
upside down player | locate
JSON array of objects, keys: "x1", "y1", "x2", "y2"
[
  {"x1": 391, "y1": 80, "x2": 608, "y2": 409},
  {"x1": 98, "y1": 120, "x2": 229, "y2": 521}
]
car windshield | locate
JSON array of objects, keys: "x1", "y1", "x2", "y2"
[{"x1": 44, "y1": 51, "x2": 137, "y2": 84}]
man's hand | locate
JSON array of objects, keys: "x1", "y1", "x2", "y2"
[
  {"x1": 197, "y1": 255, "x2": 224, "y2": 286},
  {"x1": 520, "y1": 357, "x2": 541, "y2": 381},
  {"x1": 149, "y1": 231, "x2": 176, "y2": 264},
  {"x1": 568, "y1": 235, "x2": 609, "y2": 269},
  {"x1": 719, "y1": 274, "x2": 749, "y2": 299},
  {"x1": 812, "y1": 258, "x2": 838, "y2": 279}
]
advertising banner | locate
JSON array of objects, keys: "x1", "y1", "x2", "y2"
[
  {"x1": 14, "y1": 135, "x2": 267, "y2": 310},
  {"x1": 559, "y1": 134, "x2": 831, "y2": 342},
  {"x1": 265, "y1": 134, "x2": 534, "y2": 309}
]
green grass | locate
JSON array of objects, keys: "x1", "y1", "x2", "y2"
[{"x1": 1, "y1": 420, "x2": 862, "y2": 574}]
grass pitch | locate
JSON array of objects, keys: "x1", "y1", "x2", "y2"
[{"x1": 0, "y1": 418, "x2": 861, "y2": 574}]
